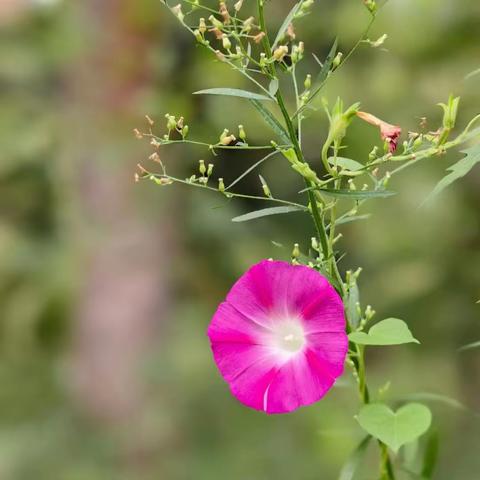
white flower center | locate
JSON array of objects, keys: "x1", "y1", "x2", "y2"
[{"x1": 273, "y1": 320, "x2": 306, "y2": 354}]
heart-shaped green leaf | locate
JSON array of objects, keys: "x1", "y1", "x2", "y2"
[
  {"x1": 357, "y1": 403, "x2": 432, "y2": 453},
  {"x1": 349, "y1": 318, "x2": 419, "y2": 346}
]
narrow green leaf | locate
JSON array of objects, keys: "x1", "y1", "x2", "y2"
[
  {"x1": 226, "y1": 151, "x2": 279, "y2": 191},
  {"x1": 458, "y1": 340, "x2": 480, "y2": 352},
  {"x1": 328, "y1": 156, "x2": 364, "y2": 171},
  {"x1": 357, "y1": 403, "x2": 432, "y2": 453},
  {"x1": 335, "y1": 214, "x2": 371, "y2": 226},
  {"x1": 338, "y1": 436, "x2": 371, "y2": 480},
  {"x1": 232, "y1": 205, "x2": 305, "y2": 223},
  {"x1": 314, "y1": 38, "x2": 338, "y2": 85},
  {"x1": 349, "y1": 318, "x2": 419, "y2": 346},
  {"x1": 269, "y1": 79, "x2": 279, "y2": 96},
  {"x1": 317, "y1": 188, "x2": 396, "y2": 200},
  {"x1": 272, "y1": 2, "x2": 302, "y2": 49},
  {"x1": 249, "y1": 99, "x2": 291, "y2": 144},
  {"x1": 465, "y1": 67, "x2": 480, "y2": 80},
  {"x1": 293, "y1": 38, "x2": 338, "y2": 120},
  {"x1": 194, "y1": 88, "x2": 273, "y2": 101},
  {"x1": 461, "y1": 126, "x2": 480, "y2": 143},
  {"x1": 423, "y1": 144, "x2": 480, "y2": 204},
  {"x1": 421, "y1": 430, "x2": 439, "y2": 479}
]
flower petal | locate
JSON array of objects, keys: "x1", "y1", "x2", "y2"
[
  {"x1": 208, "y1": 301, "x2": 271, "y2": 344},
  {"x1": 211, "y1": 342, "x2": 279, "y2": 411},
  {"x1": 307, "y1": 332, "x2": 348, "y2": 377},
  {"x1": 263, "y1": 349, "x2": 337, "y2": 414}
]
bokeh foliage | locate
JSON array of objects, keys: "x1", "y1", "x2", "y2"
[{"x1": 0, "y1": 0, "x2": 479, "y2": 479}]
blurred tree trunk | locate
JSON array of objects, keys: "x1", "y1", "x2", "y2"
[{"x1": 66, "y1": 0, "x2": 172, "y2": 471}]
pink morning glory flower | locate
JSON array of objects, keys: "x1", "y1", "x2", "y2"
[{"x1": 207, "y1": 260, "x2": 348, "y2": 414}]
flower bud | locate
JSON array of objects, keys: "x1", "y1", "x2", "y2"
[
  {"x1": 363, "y1": 0, "x2": 377, "y2": 14},
  {"x1": 259, "y1": 175, "x2": 271, "y2": 197},
  {"x1": 199, "y1": 17, "x2": 207, "y2": 34},
  {"x1": 413, "y1": 135, "x2": 423, "y2": 149},
  {"x1": 292, "y1": 243, "x2": 300, "y2": 259},
  {"x1": 218, "y1": 178, "x2": 225, "y2": 192},
  {"x1": 215, "y1": 50, "x2": 226, "y2": 62},
  {"x1": 439, "y1": 94, "x2": 460, "y2": 131},
  {"x1": 371, "y1": 33, "x2": 387, "y2": 48},
  {"x1": 207, "y1": 163, "x2": 214, "y2": 176},
  {"x1": 326, "y1": 99, "x2": 360, "y2": 145},
  {"x1": 165, "y1": 114, "x2": 177, "y2": 132},
  {"x1": 133, "y1": 128, "x2": 143, "y2": 139},
  {"x1": 287, "y1": 23, "x2": 296, "y2": 41},
  {"x1": 219, "y1": 128, "x2": 229, "y2": 143},
  {"x1": 199, "y1": 159, "x2": 206, "y2": 175},
  {"x1": 194, "y1": 29, "x2": 203, "y2": 42},
  {"x1": 304, "y1": 74, "x2": 312, "y2": 90},
  {"x1": 365, "y1": 305, "x2": 375, "y2": 321},
  {"x1": 368, "y1": 145, "x2": 378, "y2": 161},
  {"x1": 311, "y1": 237, "x2": 319, "y2": 251},
  {"x1": 222, "y1": 34, "x2": 232, "y2": 51},
  {"x1": 259, "y1": 52, "x2": 267, "y2": 68},
  {"x1": 171, "y1": 4, "x2": 184, "y2": 22},
  {"x1": 219, "y1": 2, "x2": 230, "y2": 23},
  {"x1": 253, "y1": 32, "x2": 266, "y2": 44},
  {"x1": 221, "y1": 134, "x2": 236, "y2": 145},
  {"x1": 332, "y1": 52, "x2": 343, "y2": 68},
  {"x1": 243, "y1": 16, "x2": 255, "y2": 32},
  {"x1": 209, "y1": 15, "x2": 224, "y2": 30},
  {"x1": 238, "y1": 125, "x2": 247, "y2": 141},
  {"x1": 152, "y1": 176, "x2": 173, "y2": 186},
  {"x1": 273, "y1": 45, "x2": 288, "y2": 62},
  {"x1": 181, "y1": 125, "x2": 189, "y2": 139},
  {"x1": 233, "y1": 46, "x2": 242, "y2": 59},
  {"x1": 234, "y1": 0, "x2": 244, "y2": 12},
  {"x1": 299, "y1": 0, "x2": 314, "y2": 15},
  {"x1": 149, "y1": 152, "x2": 161, "y2": 163}
]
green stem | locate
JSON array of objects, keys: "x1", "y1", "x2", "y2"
[
  {"x1": 292, "y1": 65, "x2": 302, "y2": 146},
  {"x1": 353, "y1": 345, "x2": 396, "y2": 480},
  {"x1": 256, "y1": 6, "x2": 395, "y2": 477},
  {"x1": 146, "y1": 173, "x2": 307, "y2": 209},
  {"x1": 256, "y1": 0, "x2": 338, "y2": 287},
  {"x1": 147, "y1": 136, "x2": 284, "y2": 150}
]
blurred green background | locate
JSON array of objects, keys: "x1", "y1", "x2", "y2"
[{"x1": 0, "y1": 0, "x2": 479, "y2": 479}]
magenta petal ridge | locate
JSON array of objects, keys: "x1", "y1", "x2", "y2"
[{"x1": 207, "y1": 260, "x2": 348, "y2": 414}]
